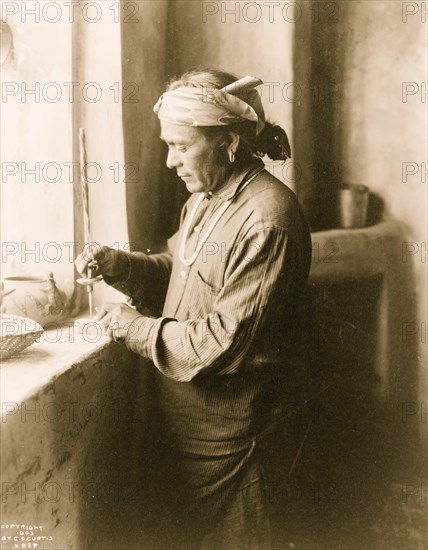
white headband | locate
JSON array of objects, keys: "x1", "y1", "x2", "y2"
[{"x1": 153, "y1": 76, "x2": 265, "y2": 134}]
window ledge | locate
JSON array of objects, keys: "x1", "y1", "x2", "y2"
[
  {"x1": 1, "y1": 318, "x2": 111, "y2": 407},
  {"x1": 1, "y1": 317, "x2": 142, "y2": 549}
]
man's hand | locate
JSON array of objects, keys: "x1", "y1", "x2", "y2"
[
  {"x1": 95, "y1": 302, "x2": 142, "y2": 342},
  {"x1": 75, "y1": 245, "x2": 129, "y2": 278}
]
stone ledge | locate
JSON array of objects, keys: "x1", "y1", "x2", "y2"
[
  {"x1": 309, "y1": 220, "x2": 406, "y2": 283},
  {"x1": 1, "y1": 324, "x2": 144, "y2": 549},
  {"x1": 1, "y1": 320, "x2": 111, "y2": 407},
  {"x1": 308, "y1": 219, "x2": 414, "y2": 403}
]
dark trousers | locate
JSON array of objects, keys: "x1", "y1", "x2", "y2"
[{"x1": 146, "y1": 438, "x2": 272, "y2": 550}]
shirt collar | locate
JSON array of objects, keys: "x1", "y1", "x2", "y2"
[{"x1": 211, "y1": 158, "x2": 265, "y2": 202}]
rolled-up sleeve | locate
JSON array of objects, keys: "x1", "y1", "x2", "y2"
[{"x1": 125, "y1": 225, "x2": 292, "y2": 381}]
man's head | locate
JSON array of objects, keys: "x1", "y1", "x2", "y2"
[{"x1": 154, "y1": 68, "x2": 291, "y2": 193}]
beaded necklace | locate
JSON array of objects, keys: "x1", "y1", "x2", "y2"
[{"x1": 178, "y1": 167, "x2": 264, "y2": 266}]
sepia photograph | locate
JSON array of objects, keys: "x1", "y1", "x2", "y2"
[{"x1": 1, "y1": 1, "x2": 427, "y2": 549}]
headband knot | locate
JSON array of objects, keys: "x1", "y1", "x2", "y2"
[{"x1": 154, "y1": 76, "x2": 265, "y2": 134}]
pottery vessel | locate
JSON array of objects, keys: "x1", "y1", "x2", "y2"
[{"x1": 1, "y1": 273, "x2": 68, "y2": 327}]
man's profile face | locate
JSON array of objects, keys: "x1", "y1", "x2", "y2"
[{"x1": 160, "y1": 120, "x2": 223, "y2": 194}]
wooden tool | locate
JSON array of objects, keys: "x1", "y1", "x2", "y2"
[{"x1": 76, "y1": 128, "x2": 102, "y2": 316}]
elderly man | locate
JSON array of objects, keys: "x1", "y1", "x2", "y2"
[{"x1": 76, "y1": 69, "x2": 312, "y2": 549}]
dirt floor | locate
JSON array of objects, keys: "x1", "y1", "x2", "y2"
[{"x1": 271, "y1": 389, "x2": 427, "y2": 550}]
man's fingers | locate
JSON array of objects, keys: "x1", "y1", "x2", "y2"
[
  {"x1": 88, "y1": 259, "x2": 99, "y2": 272},
  {"x1": 75, "y1": 254, "x2": 90, "y2": 276},
  {"x1": 94, "y1": 303, "x2": 112, "y2": 321},
  {"x1": 108, "y1": 321, "x2": 125, "y2": 342},
  {"x1": 94, "y1": 303, "x2": 122, "y2": 321},
  {"x1": 92, "y1": 303, "x2": 136, "y2": 341},
  {"x1": 81, "y1": 242, "x2": 102, "y2": 261},
  {"x1": 99, "y1": 312, "x2": 113, "y2": 335},
  {"x1": 94, "y1": 306, "x2": 106, "y2": 322}
]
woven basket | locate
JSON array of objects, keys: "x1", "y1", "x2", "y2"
[{"x1": 0, "y1": 314, "x2": 44, "y2": 361}]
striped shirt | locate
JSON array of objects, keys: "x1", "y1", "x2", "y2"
[{"x1": 107, "y1": 159, "x2": 312, "y2": 455}]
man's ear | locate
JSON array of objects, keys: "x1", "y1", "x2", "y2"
[{"x1": 227, "y1": 132, "x2": 240, "y2": 153}]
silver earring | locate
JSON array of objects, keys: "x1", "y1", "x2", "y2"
[{"x1": 229, "y1": 150, "x2": 235, "y2": 163}]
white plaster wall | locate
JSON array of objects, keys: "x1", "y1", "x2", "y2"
[
  {"x1": 0, "y1": 13, "x2": 74, "y2": 297},
  {"x1": 0, "y1": 1, "x2": 132, "y2": 309},
  {"x1": 72, "y1": 0, "x2": 130, "y2": 307},
  {"x1": 337, "y1": 1, "x2": 427, "y2": 414}
]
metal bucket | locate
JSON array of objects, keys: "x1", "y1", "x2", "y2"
[{"x1": 337, "y1": 183, "x2": 369, "y2": 229}]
